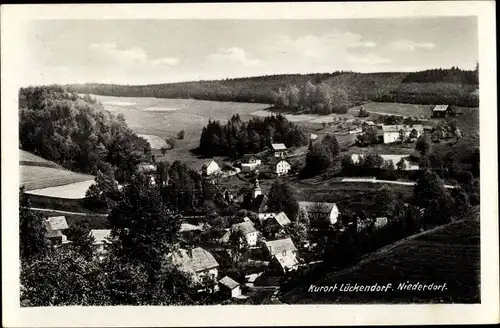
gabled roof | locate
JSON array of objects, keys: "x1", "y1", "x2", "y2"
[
  {"x1": 433, "y1": 105, "x2": 449, "y2": 111},
  {"x1": 202, "y1": 159, "x2": 218, "y2": 168},
  {"x1": 89, "y1": 229, "x2": 112, "y2": 245},
  {"x1": 180, "y1": 223, "x2": 204, "y2": 232},
  {"x1": 271, "y1": 143, "x2": 287, "y2": 151},
  {"x1": 253, "y1": 194, "x2": 269, "y2": 213},
  {"x1": 273, "y1": 252, "x2": 299, "y2": 270},
  {"x1": 241, "y1": 154, "x2": 259, "y2": 162},
  {"x1": 46, "y1": 216, "x2": 68, "y2": 231},
  {"x1": 298, "y1": 201, "x2": 336, "y2": 214},
  {"x1": 273, "y1": 212, "x2": 291, "y2": 227},
  {"x1": 167, "y1": 247, "x2": 219, "y2": 273},
  {"x1": 265, "y1": 238, "x2": 297, "y2": 256},
  {"x1": 219, "y1": 276, "x2": 240, "y2": 290},
  {"x1": 268, "y1": 158, "x2": 290, "y2": 166},
  {"x1": 232, "y1": 220, "x2": 258, "y2": 235}
]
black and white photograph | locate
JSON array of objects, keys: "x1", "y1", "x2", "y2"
[{"x1": 2, "y1": 2, "x2": 498, "y2": 327}]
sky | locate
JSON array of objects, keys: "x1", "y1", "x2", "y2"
[{"x1": 24, "y1": 17, "x2": 478, "y2": 85}]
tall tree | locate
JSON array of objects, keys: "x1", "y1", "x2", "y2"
[
  {"x1": 266, "y1": 180, "x2": 300, "y2": 221},
  {"x1": 19, "y1": 187, "x2": 51, "y2": 261}
]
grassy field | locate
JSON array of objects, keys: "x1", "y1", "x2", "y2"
[
  {"x1": 92, "y1": 94, "x2": 270, "y2": 168},
  {"x1": 281, "y1": 208, "x2": 480, "y2": 304},
  {"x1": 20, "y1": 150, "x2": 61, "y2": 168},
  {"x1": 20, "y1": 163, "x2": 94, "y2": 192},
  {"x1": 31, "y1": 209, "x2": 109, "y2": 230},
  {"x1": 348, "y1": 102, "x2": 434, "y2": 118}
]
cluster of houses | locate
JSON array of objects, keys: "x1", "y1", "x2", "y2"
[{"x1": 200, "y1": 143, "x2": 293, "y2": 178}]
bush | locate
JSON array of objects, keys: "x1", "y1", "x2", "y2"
[{"x1": 177, "y1": 130, "x2": 185, "y2": 140}]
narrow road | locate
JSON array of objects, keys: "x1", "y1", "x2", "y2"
[
  {"x1": 340, "y1": 177, "x2": 456, "y2": 189},
  {"x1": 27, "y1": 207, "x2": 108, "y2": 217}
]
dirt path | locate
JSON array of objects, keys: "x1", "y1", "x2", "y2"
[{"x1": 340, "y1": 177, "x2": 456, "y2": 189}]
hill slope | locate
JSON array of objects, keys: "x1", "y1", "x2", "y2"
[
  {"x1": 281, "y1": 208, "x2": 480, "y2": 304},
  {"x1": 68, "y1": 69, "x2": 478, "y2": 108}
]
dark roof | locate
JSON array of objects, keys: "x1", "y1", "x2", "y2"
[
  {"x1": 241, "y1": 154, "x2": 259, "y2": 162},
  {"x1": 298, "y1": 201, "x2": 336, "y2": 214},
  {"x1": 167, "y1": 247, "x2": 219, "y2": 273},
  {"x1": 253, "y1": 194, "x2": 269, "y2": 213}
]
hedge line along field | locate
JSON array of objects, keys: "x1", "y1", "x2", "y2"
[{"x1": 281, "y1": 208, "x2": 480, "y2": 304}]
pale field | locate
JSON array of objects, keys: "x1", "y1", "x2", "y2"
[
  {"x1": 20, "y1": 164, "x2": 94, "y2": 191},
  {"x1": 26, "y1": 180, "x2": 95, "y2": 199},
  {"x1": 137, "y1": 134, "x2": 168, "y2": 149}
]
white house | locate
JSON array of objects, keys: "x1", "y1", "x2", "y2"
[
  {"x1": 45, "y1": 216, "x2": 70, "y2": 246},
  {"x1": 240, "y1": 154, "x2": 262, "y2": 172},
  {"x1": 166, "y1": 247, "x2": 219, "y2": 284},
  {"x1": 264, "y1": 238, "x2": 299, "y2": 273},
  {"x1": 270, "y1": 158, "x2": 291, "y2": 176},
  {"x1": 432, "y1": 104, "x2": 450, "y2": 118},
  {"x1": 374, "y1": 217, "x2": 389, "y2": 229},
  {"x1": 202, "y1": 159, "x2": 221, "y2": 176},
  {"x1": 219, "y1": 276, "x2": 242, "y2": 298},
  {"x1": 89, "y1": 229, "x2": 112, "y2": 258},
  {"x1": 380, "y1": 125, "x2": 424, "y2": 144},
  {"x1": 298, "y1": 201, "x2": 339, "y2": 225},
  {"x1": 221, "y1": 220, "x2": 259, "y2": 247},
  {"x1": 271, "y1": 143, "x2": 287, "y2": 158}
]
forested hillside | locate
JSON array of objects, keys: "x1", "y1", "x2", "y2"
[
  {"x1": 68, "y1": 68, "x2": 479, "y2": 109},
  {"x1": 19, "y1": 86, "x2": 150, "y2": 179},
  {"x1": 198, "y1": 114, "x2": 308, "y2": 158}
]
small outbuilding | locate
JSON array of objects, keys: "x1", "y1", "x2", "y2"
[{"x1": 219, "y1": 276, "x2": 242, "y2": 298}]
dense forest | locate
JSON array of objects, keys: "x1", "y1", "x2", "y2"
[
  {"x1": 68, "y1": 68, "x2": 479, "y2": 110},
  {"x1": 273, "y1": 81, "x2": 350, "y2": 114},
  {"x1": 19, "y1": 86, "x2": 150, "y2": 179},
  {"x1": 198, "y1": 114, "x2": 308, "y2": 158}
]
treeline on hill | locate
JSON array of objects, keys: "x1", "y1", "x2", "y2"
[
  {"x1": 68, "y1": 72, "x2": 345, "y2": 104},
  {"x1": 198, "y1": 114, "x2": 308, "y2": 158},
  {"x1": 273, "y1": 81, "x2": 350, "y2": 114},
  {"x1": 68, "y1": 68, "x2": 479, "y2": 110},
  {"x1": 19, "y1": 86, "x2": 150, "y2": 180},
  {"x1": 402, "y1": 66, "x2": 479, "y2": 84}
]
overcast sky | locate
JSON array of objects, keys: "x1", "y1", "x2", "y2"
[{"x1": 24, "y1": 17, "x2": 478, "y2": 85}]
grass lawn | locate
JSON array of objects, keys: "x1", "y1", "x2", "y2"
[
  {"x1": 280, "y1": 209, "x2": 480, "y2": 304},
  {"x1": 348, "y1": 102, "x2": 435, "y2": 118},
  {"x1": 20, "y1": 164, "x2": 94, "y2": 192}
]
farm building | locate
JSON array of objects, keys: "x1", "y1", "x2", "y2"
[
  {"x1": 271, "y1": 143, "x2": 287, "y2": 158},
  {"x1": 45, "y1": 216, "x2": 70, "y2": 246},
  {"x1": 202, "y1": 159, "x2": 221, "y2": 176},
  {"x1": 310, "y1": 133, "x2": 318, "y2": 140},
  {"x1": 136, "y1": 162, "x2": 157, "y2": 174},
  {"x1": 219, "y1": 276, "x2": 242, "y2": 298},
  {"x1": 165, "y1": 247, "x2": 219, "y2": 284},
  {"x1": 269, "y1": 158, "x2": 291, "y2": 176},
  {"x1": 298, "y1": 201, "x2": 339, "y2": 225},
  {"x1": 240, "y1": 154, "x2": 261, "y2": 172},
  {"x1": 264, "y1": 238, "x2": 299, "y2": 273},
  {"x1": 220, "y1": 220, "x2": 259, "y2": 247},
  {"x1": 89, "y1": 229, "x2": 112, "y2": 258},
  {"x1": 380, "y1": 124, "x2": 424, "y2": 144},
  {"x1": 432, "y1": 105, "x2": 450, "y2": 118},
  {"x1": 374, "y1": 217, "x2": 389, "y2": 229}
]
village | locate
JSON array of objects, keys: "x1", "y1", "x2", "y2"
[{"x1": 36, "y1": 103, "x2": 464, "y2": 303}]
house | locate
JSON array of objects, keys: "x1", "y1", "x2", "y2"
[
  {"x1": 264, "y1": 238, "x2": 299, "y2": 273},
  {"x1": 202, "y1": 159, "x2": 221, "y2": 176},
  {"x1": 89, "y1": 229, "x2": 112, "y2": 257},
  {"x1": 310, "y1": 133, "x2": 318, "y2": 140},
  {"x1": 219, "y1": 276, "x2": 242, "y2": 298},
  {"x1": 45, "y1": 216, "x2": 70, "y2": 245},
  {"x1": 136, "y1": 162, "x2": 157, "y2": 174},
  {"x1": 374, "y1": 217, "x2": 389, "y2": 229},
  {"x1": 269, "y1": 158, "x2": 291, "y2": 176},
  {"x1": 220, "y1": 220, "x2": 259, "y2": 247},
  {"x1": 298, "y1": 201, "x2": 339, "y2": 226},
  {"x1": 166, "y1": 247, "x2": 219, "y2": 284},
  {"x1": 271, "y1": 143, "x2": 287, "y2": 158},
  {"x1": 380, "y1": 125, "x2": 424, "y2": 144},
  {"x1": 262, "y1": 212, "x2": 291, "y2": 239},
  {"x1": 240, "y1": 154, "x2": 261, "y2": 172},
  {"x1": 432, "y1": 105, "x2": 450, "y2": 118}
]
